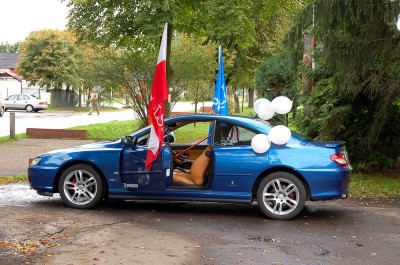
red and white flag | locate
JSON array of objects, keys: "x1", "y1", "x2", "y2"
[{"x1": 145, "y1": 23, "x2": 169, "y2": 170}]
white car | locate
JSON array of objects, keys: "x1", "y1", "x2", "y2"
[
  {"x1": 0, "y1": 96, "x2": 5, "y2": 116},
  {"x1": 4, "y1": 94, "x2": 48, "y2": 112}
]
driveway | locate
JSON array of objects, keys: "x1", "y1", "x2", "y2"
[
  {"x1": 0, "y1": 184, "x2": 399, "y2": 265},
  {"x1": 0, "y1": 139, "x2": 95, "y2": 176}
]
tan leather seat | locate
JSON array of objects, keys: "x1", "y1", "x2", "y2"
[{"x1": 173, "y1": 146, "x2": 211, "y2": 186}]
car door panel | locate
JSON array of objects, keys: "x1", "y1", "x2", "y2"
[
  {"x1": 120, "y1": 145, "x2": 170, "y2": 191},
  {"x1": 212, "y1": 145, "x2": 266, "y2": 193}
]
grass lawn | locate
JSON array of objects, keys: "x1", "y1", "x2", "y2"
[
  {"x1": 0, "y1": 134, "x2": 26, "y2": 144},
  {"x1": 71, "y1": 120, "x2": 141, "y2": 140},
  {"x1": 350, "y1": 173, "x2": 400, "y2": 198}
]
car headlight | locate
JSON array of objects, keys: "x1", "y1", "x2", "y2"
[{"x1": 30, "y1": 157, "x2": 42, "y2": 166}]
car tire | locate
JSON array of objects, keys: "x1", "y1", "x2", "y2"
[
  {"x1": 257, "y1": 172, "x2": 306, "y2": 220},
  {"x1": 0, "y1": 107, "x2": 4, "y2": 117},
  {"x1": 58, "y1": 164, "x2": 104, "y2": 209},
  {"x1": 25, "y1": 105, "x2": 34, "y2": 112}
]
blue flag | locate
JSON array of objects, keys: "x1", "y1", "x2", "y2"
[{"x1": 212, "y1": 46, "x2": 228, "y2": 115}]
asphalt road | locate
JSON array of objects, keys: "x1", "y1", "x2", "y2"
[
  {"x1": 0, "y1": 102, "x2": 213, "y2": 137},
  {"x1": 0, "y1": 183, "x2": 399, "y2": 265},
  {"x1": 0, "y1": 109, "x2": 137, "y2": 137}
]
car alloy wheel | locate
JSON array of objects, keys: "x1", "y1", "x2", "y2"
[
  {"x1": 58, "y1": 164, "x2": 104, "y2": 209},
  {"x1": 25, "y1": 105, "x2": 34, "y2": 112},
  {"x1": 257, "y1": 172, "x2": 306, "y2": 220}
]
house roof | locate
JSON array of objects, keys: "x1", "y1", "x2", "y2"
[
  {"x1": 0, "y1": 68, "x2": 22, "y2": 81},
  {"x1": 0, "y1": 53, "x2": 19, "y2": 69}
]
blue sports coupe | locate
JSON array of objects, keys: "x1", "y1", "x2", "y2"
[{"x1": 28, "y1": 114, "x2": 352, "y2": 220}]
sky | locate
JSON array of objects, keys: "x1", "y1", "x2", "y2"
[{"x1": 0, "y1": 0, "x2": 69, "y2": 43}]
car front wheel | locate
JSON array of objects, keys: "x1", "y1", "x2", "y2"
[
  {"x1": 58, "y1": 164, "x2": 104, "y2": 209},
  {"x1": 0, "y1": 107, "x2": 4, "y2": 117},
  {"x1": 257, "y1": 172, "x2": 306, "y2": 220}
]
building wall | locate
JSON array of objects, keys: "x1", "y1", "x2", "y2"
[{"x1": 0, "y1": 78, "x2": 21, "y2": 97}]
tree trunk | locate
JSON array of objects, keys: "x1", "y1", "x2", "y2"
[
  {"x1": 241, "y1": 88, "x2": 245, "y2": 112},
  {"x1": 234, "y1": 91, "x2": 240, "y2": 113},
  {"x1": 78, "y1": 87, "x2": 82, "y2": 107},
  {"x1": 248, "y1": 89, "x2": 254, "y2": 108},
  {"x1": 194, "y1": 82, "x2": 199, "y2": 114}
]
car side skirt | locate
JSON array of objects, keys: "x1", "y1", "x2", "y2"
[{"x1": 108, "y1": 195, "x2": 252, "y2": 204}]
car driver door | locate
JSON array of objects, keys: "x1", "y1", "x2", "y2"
[{"x1": 120, "y1": 132, "x2": 172, "y2": 191}]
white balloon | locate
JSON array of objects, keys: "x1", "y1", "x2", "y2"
[
  {"x1": 251, "y1": 134, "x2": 271, "y2": 153},
  {"x1": 258, "y1": 107, "x2": 275, "y2": 120},
  {"x1": 254, "y1": 98, "x2": 268, "y2": 115},
  {"x1": 268, "y1": 125, "x2": 291, "y2": 145},
  {"x1": 271, "y1": 96, "x2": 293, "y2": 115}
]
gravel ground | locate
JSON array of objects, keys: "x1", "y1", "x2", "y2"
[{"x1": 0, "y1": 139, "x2": 95, "y2": 176}]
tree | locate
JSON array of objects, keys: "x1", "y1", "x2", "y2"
[
  {"x1": 0, "y1": 42, "x2": 21, "y2": 53},
  {"x1": 290, "y1": 0, "x2": 400, "y2": 170},
  {"x1": 16, "y1": 30, "x2": 80, "y2": 107},
  {"x1": 255, "y1": 51, "x2": 296, "y2": 99},
  {"x1": 80, "y1": 35, "x2": 216, "y2": 128},
  {"x1": 65, "y1": 0, "x2": 302, "y2": 114},
  {"x1": 170, "y1": 34, "x2": 215, "y2": 113}
]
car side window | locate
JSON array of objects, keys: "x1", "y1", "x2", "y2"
[
  {"x1": 8, "y1": 95, "x2": 18, "y2": 100},
  {"x1": 168, "y1": 121, "x2": 211, "y2": 146},
  {"x1": 214, "y1": 121, "x2": 257, "y2": 146},
  {"x1": 136, "y1": 133, "x2": 149, "y2": 146}
]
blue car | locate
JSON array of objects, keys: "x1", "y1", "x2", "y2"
[{"x1": 28, "y1": 114, "x2": 352, "y2": 220}]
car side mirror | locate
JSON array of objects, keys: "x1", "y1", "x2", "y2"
[{"x1": 121, "y1": 136, "x2": 137, "y2": 146}]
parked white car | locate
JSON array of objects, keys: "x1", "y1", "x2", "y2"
[
  {"x1": 4, "y1": 94, "x2": 48, "y2": 112},
  {"x1": 0, "y1": 96, "x2": 5, "y2": 116}
]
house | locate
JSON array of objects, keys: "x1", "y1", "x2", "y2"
[
  {"x1": 0, "y1": 53, "x2": 45, "y2": 99},
  {"x1": 0, "y1": 53, "x2": 22, "y2": 97}
]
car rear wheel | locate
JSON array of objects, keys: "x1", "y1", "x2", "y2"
[
  {"x1": 257, "y1": 172, "x2": 306, "y2": 220},
  {"x1": 25, "y1": 105, "x2": 34, "y2": 112},
  {"x1": 0, "y1": 107, "x2": 4, "y2": 117},
  {"x1": 58, "y1": 164, "x2": 104, "y2": 209}
]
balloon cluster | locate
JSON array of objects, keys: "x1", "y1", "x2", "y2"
[{"x1": 251, "y1": 96, "x2": 293, "y2": 154}]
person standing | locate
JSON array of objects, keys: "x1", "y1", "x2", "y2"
[{"x1": 88, "y1": 87, "x2": 100, "y2": 115}]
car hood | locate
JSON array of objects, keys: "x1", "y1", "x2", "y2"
[{"x1": 44, "y1": 140, "x2": 122, "y2": 155}]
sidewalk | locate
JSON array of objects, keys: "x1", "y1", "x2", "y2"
[{"x1": 0, "y1": 139, "x2": 95, "y2": 176}]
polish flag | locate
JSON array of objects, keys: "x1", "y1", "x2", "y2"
[{"x1": 145, "y1": 23, "x2": 169, "y2": 170}]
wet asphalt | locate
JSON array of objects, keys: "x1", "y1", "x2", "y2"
[{"x1": 0, "y1": 183, "x2": 399, "y2": 265}]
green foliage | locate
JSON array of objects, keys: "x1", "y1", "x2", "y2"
[
  {"x1": 290, "y1": 0, "x2": 400, "y2": 171},
  {"x1": 17, "y1": 30, "x2": 80, "y2": 89},
  {"x1": 294, "y1": 79, "x2": 352, "y2": 140},
  {"x1": 171, "y1": 35, "x2": 215, "y2": 112},
  {"x1": 83, "y1": 46, "x2": 159, "y2": 127},
  {"x1": 255, "y1": 51, "x2": 297, "y2": 99},
  {"x1": 0, "y1": 41, "x2": 21, "y2": 53},
  {"x1": 66, "y1": 0, "x2": 302, "y2": 102}
]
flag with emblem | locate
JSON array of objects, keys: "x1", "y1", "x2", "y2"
[{"x1": 145, "y1": 23, "x2": 168, "y2": 170}]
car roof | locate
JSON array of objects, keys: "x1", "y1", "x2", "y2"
[{"x1": 165, "y1": 114, "x2": 271, "y2": 133}]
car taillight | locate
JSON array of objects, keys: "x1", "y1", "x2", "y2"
[{"x1": 330, "y1": 154, "x2": 348, "y2": 166}]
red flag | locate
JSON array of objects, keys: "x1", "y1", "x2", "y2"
[{"x1": 145, "y1": 23, "x2": 169, "y2": 170}]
